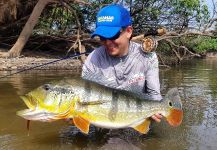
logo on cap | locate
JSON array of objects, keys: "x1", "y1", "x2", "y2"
[{"x1": 98, "y1": 16, "x2": 114, "y2": 22}]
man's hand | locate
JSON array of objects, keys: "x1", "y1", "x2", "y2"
[{"x1": 151, "y1": 113, "x2": 163, "y2": 122}]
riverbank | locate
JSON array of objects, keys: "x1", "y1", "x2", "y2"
[
  {"x1": 0, "y1": 50, "x2": 82, "y2": 71},
  {"x1": 0, "y1": 50, "x2": 216, "y2": 71},
  {"x1": 205, "y1": 52, "x2": 217, "y2": 58},
  {"x1": 0, "y1": 57, "x2": 82, "y2": 71}
]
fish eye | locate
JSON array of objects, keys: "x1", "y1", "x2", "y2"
[
  {"x1": 169, "y1": 101, "x2": 173, "y2": 107},
  {"x1": 43, "y1": 84, "x2": 50, "y2": 91}
]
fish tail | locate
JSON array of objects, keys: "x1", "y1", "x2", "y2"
[
  {"x1": 166, "y1": 108, "x2": 183, "y2": 126},
  {"x1": 164, "y1": 88, "x2": 183, "y2": 127}
]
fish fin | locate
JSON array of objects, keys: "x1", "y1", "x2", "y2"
[
  {"x1": 70, "y1": 119, "x2": 75, "y2": 126},
  {"x1": 73, "y1": 116, "x2": 90, "y2": 134},
  {"x1": 132, "y1": 119, "x2": 151, "y2": 134}
]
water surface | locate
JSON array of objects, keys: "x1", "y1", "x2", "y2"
[{"x1": 0, "y1": 59, "x2": 217, "y2": 150}]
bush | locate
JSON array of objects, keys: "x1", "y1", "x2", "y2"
[{"x1": 192, "y1": 37, "x2": 217, "y2": 53}]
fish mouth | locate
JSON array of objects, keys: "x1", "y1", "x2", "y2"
[
  {"x1": 17, "y1": 109, "x2": 59, "y2": 122},
  {"x1": 166, "y1": 108, "x2": 183, "y2": 127},
  {"x1": 18, "y1": 92, "x2": 75, "y2": 122},
  {"x1": 16, "y1": 109, "x2": 70, "y2": 122}
]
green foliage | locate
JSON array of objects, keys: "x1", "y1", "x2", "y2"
[
  {"x1": 34, "y1": 0, "x2": 115, "y2": 35},
  {"x1": 187, "y1": 37, "x2": 217, "y2": 53},
  {"x1": 129, "y1": 0, "x2": 210, "y2": 34},
  {"x1": 35, "y1": 3, "x2": 88, "y2": 35},
  {"x1": 81, "y1": 0, "x2": 114, "y2": 32},
  {"x1": 31, "y1": 0, "x2": 214, "y2": 54},
  {"x1": 194, "y1": 38, "x2": 217, "y2": 53},
  {"x1": 157, "y1": 41, "x2": 171, "y2": 54},
  {"x1": 32, "y1": 0, "x2": 212, "y2": 36}
]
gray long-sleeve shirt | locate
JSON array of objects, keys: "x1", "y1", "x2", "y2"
[{"x1": 82, "y1": 41, "x2": 162, "y2": 101}]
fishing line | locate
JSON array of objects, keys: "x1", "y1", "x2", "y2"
[{"x1": 0, "y1": 52, "x2": 89, "y2": 79}]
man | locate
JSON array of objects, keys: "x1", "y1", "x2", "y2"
[{"x1": 82, "y1": 4, "x2": 162, "y2": 122}]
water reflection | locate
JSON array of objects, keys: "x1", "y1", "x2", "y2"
[
  {"x1": 0, "y1": 59, "x2": 217, "y2": 150},
  {"x1": 161, "y1": 59, "x2": 217, "y2": 150}
]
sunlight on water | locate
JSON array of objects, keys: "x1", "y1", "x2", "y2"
[{"x1": 0, "y1": 59, "x2": 217, "y2": 150}]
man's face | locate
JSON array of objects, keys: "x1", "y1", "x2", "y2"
[{"x1": 100, "y1": 26, "x2": 133, "y2": 57}]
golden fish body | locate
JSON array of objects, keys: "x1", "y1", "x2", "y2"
[{"x1": 17, "y1": 77, "x2": 183, "y2": 134}]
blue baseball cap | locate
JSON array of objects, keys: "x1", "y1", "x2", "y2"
[{"x1": 91, "y1": 4, "x2": 132, "y2": 39}]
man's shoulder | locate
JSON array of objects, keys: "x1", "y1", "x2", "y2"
[
  {"x1": 129, "y1": 41, "x2": 141, "y2": 51},
  {"x1": 87, "y1": 46, "x2": 107, "y2": 60},
  {"x1": 84, "y1": 46, "x2": 110, "y2": 69},
  {"x1": 130, "y1": 41, "x2": 157, "y2": 60},
  {"x1": 90, "y1": 46, "x2": 105, "y2": 55}
]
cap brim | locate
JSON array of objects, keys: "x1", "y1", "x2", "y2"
[{"x1": 91, "y1": 26, "x2": 121, "y2": 39}]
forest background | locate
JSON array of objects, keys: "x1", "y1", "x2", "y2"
[{"x1": 0, "y1": 0, "x2": 216, "y2": 67}]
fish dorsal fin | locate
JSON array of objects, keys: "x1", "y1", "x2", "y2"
[
  {"x1": 132, "y1": 119, "x2": 151, "y2": 134},
  {"x1": 73, "y1": 116, "x2": 90, "y2": 134}
]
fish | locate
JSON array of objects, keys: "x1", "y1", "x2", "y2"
[{"x1": 17, "y1": 77, "x2": 183, "y2": 134}]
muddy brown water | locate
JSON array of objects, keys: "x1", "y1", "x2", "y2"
[{"x1": 0, "y1": 59, "x2": 217, "y2": 150}]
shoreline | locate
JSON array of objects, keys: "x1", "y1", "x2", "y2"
[
  {"x1": 205, "y1": 52, "x2": 217, "y2": 58},
  {"x1": 0, "y1": 56, "x2": 82, "y2": 71},
  {"x1": 0, "y1": 52, "x2": 216, "y2": 71}
]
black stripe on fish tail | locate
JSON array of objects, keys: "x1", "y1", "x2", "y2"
[{"x1": 108, "y1": 90, "x2": 119, "y2": 121}]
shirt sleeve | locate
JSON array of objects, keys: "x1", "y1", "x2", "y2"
[
  {"x1": 144, "y1": 52, "x2": 162, "y2": 100},
  {"x1": 81, "y1": 47, "x2": 109, "y2": 85},
  {"x1": 81, "y1": 51, "x2": 98, "y2": 80}
]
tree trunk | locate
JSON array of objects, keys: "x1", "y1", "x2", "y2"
[{"x1": 0, "y1": 0, "x2": 55, "y2": 58}]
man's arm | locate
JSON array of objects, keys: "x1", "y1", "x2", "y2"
[
  {"x1": 144, "y1": 52, "x2": 163, "y2": 121},
  {"x1": 144, "y1": 52, "x2": 162, "y2": 100},
  {"x1": 81, "y1": 52, "x2": 97, "y2": 80}
]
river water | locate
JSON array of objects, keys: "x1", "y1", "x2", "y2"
[{"x1": 0, "y1": 58, "x2": 216, "y2": 150}]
